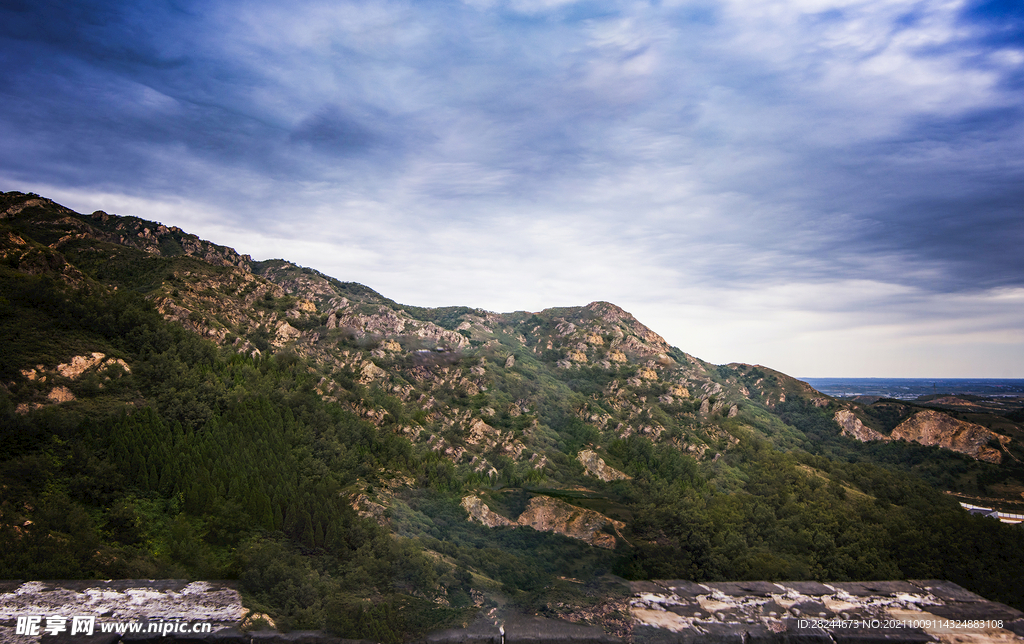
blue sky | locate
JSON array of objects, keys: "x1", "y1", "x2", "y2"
[{"x1": 2, "y1": 0, "x2": 1022, "y2": 377}]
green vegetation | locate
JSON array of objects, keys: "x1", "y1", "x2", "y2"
[{"x1": 613, "y1": 434, "x2": 1024, "y2": 607}]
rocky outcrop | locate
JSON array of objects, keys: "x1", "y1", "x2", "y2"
[
  {"x1": 55, "y1": 352, "x2": 130, "y2": 379},
  {"x1": 515, "y1": 496, "x2": 625, "y2": 549},
  {"x1": 100, "y1": 218, "x2": 253, "y2": 270},
  {"x1": 0, "y1": 231, "x2": 87, "y2": 285},
  {"x1": 256, "y1": 262, "x2": 345, "y2": 301},
  {"x1": 832, "y1": 406, "x2": 1010, "y2": 464},
  {"x1": 329, "y1": 306, "x2": 468, "y2": 349},
  {"x1": 13, "y1": 353, "x2": 131, "y2": 414},
  {"x1": 273, "y1": 320, "x2": 301, "y2": 346},
  {"x1": 467, "y1": 418, "x2": 498, "y2": 447},
  {"x1": 461, "y1": 495, "x2": 515, "y2": 528},
  {"x1": 461, "y1": 495, "x2": 625, "y2": 549},
  {"x1": 834, "y1": 409, "x2": 889, "y2": 442},
  {"x1": 584, "y1": 302, "x2": 671, "y2": 358},
  {"x1": 350, "y1": 493, "x2": 388, "y2": 526},
  {"x1": 35, "y1": 195, "x2": 254, "y2": 270},
  {"x1": 0, "y1": 194, "x2": 75, "y2": 219},
  {"x1": 577, "y1": 450, "x2": 631, "y2": 482},
  {"x1": 890, "y1": 410, "x2": 1009, "y2": 464},
  {"x1": 358, "y1": 361, "x2": 387, "y2": 384},
  {"x1": 331, "y1": 308, "x2": 407, "y2": 335},
  {"x1": 46, "y1": 386, "x2": 75, "y2": 403}
]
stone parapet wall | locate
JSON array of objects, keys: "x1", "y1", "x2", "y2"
[
  {"x1": 0, "y1": 581, "x2": 242, "y2": 644},
  {"x1": 629, "y1": 579, "x2": 1024, "y2": 644},
  {"x1": 3, "y1": 580, "x2": 1023, "y2": 644}
]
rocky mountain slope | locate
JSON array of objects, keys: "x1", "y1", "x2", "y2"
[
  {"x1": 3, "y1": 190, "x2": 1024, "y2": 640},
  {"x1": 8, "y1": 190, "x2": 1018, "y2": 475},
  {"x1": 0, "y1": 193, "x2": 812, "y2": 481}
]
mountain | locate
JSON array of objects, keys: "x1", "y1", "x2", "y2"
[{"x1": 2, "y1": 191, "x2": 1024, "y2": 641}]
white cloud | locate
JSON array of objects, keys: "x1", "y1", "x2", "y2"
[{"x1": 506, "y1": 0, "x2": 586, "y2": 15}]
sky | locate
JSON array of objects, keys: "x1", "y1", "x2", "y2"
[{"x1": 1, "y1": 0, "x2": 1022, "y2": 377}]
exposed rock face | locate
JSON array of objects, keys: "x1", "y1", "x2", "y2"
[
  {"x1": 834, "y1": 409, "x2": 889, "y2": 442},
  {"x1": 461, "y1": 495, "x2": 625, "y2": 549},
  {"x1": 539, "y1": 302, "x2": 680, "y2": 375},
  {"x1": 577, "y1": 449, "x2": 631, "y2": 482},
  {"x1": 332, "y1": 308, "x2": 406, "y2": 335},
  {"x1": 461, "y1": 495, "x2": 514, "y2": 527},
  {"x1": 891, "y1": 410, "x2": 1008, "y2": 464},
  {"x1": 467, "y1": 418, "x2": 498, "y2": 447},
  {"x1": 50, "y1": 353, "x2": 131, "y2": 380},
  {"x1": 57, "y1": 353, "x2": 102, "y2": 378},
  {"x1": 330, "y1": 306, "x2": 468, "y2": 349},
  {"x1": 46, "y1": 386, "x2": 75, "y2": 403},
  {"x1": 1, "y1": 195, "x2": 77, "y2": 220},
  {"x1": 351, "y1": 493, "x2": 388, "y2": 526},
  {"x1": 100, "y1": 217, "x2": 253, "y2": 270},
  {"x1": 0, "y1": 230, "x2": 86, "y2": 285},
  {"x1": 515, "y1": 496, "x2": 625, "y2": 549},
  {"x1": 13, "y1": 353, "x2": 131, "y2": 414},
  {"x1": 358, "y1": 361, "x2": 387, "y2": 384},
  {"x1": 2, "y1": 198, "x2": 50, "y2": 219},
  {"x1": 584, "y1": 302, "x2": 671, "y2": 358},
  {"x1": 635, "y1": 367, "x2": 656, "y2": 381},
  {"x1": 273, "y1": 321, "x2": 301, "y2": 346}
]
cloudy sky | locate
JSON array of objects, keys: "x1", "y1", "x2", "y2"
[{"x1": 2, "y1": 0, "x2": 1022, "y2": 377}]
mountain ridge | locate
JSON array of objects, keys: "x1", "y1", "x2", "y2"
[{"x1": 2, "y1": 187, "x2": 1020, "y2": 485}]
